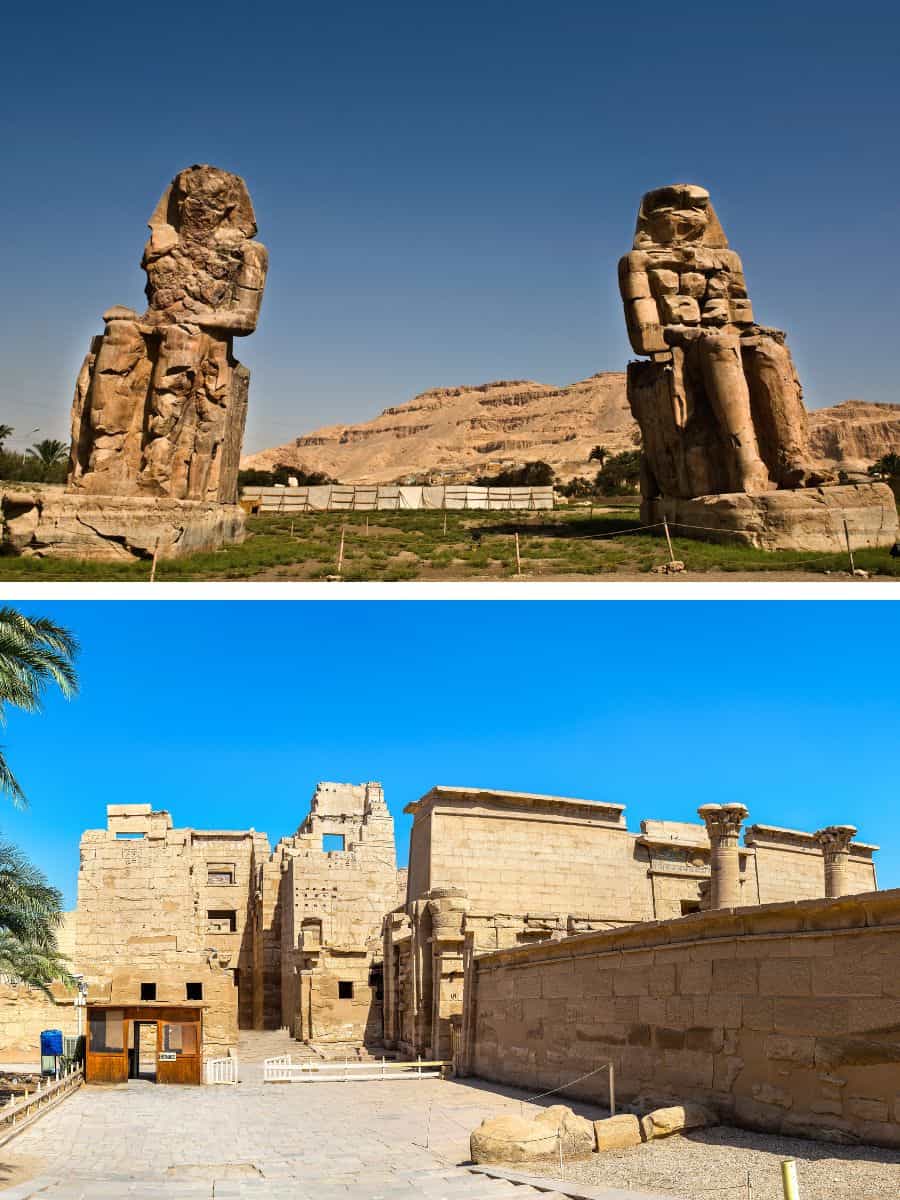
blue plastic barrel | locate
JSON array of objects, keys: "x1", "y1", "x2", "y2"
[{"x1": 40, "y1": 1029, "x2": 63, "y2": 1057}]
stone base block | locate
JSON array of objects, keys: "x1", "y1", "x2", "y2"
[
  {"x1": 0, "y1": 487, "x2": 246, "y2": 561},
  {"x1": 642, "y1": 483, "x2": 898, "y2": 552}
]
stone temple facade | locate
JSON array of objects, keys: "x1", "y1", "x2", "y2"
[{"x1": 0, "y1": 783, "x2": 882, "y2": 1116}]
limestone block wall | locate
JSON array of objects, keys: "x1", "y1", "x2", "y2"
[
  {"x1": 745, "y1": 826, "x2": 877, "y2": 904},
  {"x1": 0, "y1": 985, "x2": 77, "y2": 1063},
  {"x1": 278, "y1": 781, "x2": 405, "y2": 1043},
  {"x1": 405, "y1": 789, "x2": 652, "y2": 922},
  {"x1": 467, "y1": 889, "x2": 900, "y2": 1149},
  {"x1": 75, "y1": 808, "x2": 246, "y2": 1057}
]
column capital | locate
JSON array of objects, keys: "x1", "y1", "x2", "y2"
[
  {"x1": 697, "y1": 803, "x2": 749, "y2": 841},
  {"x1": 813, "y1": 825, "x2": 857, "y2": 856}
]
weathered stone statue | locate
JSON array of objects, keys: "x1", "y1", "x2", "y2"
[
  {"x1": 619, "y1": 185, "x2": 898, "y2": 550},
  {"x1": 620, "y1": 184, "x2": 823, "y2": 499},
  {"x1": 2, "y1": 166, "x2": 267, "y2": 559},
  {"x1": 70, "y1": 165, "x2": 267, "y2": 504}
]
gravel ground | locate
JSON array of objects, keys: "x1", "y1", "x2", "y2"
[{"x1": 512, "y1": 1125, "x2": 900, "y2": 1200}]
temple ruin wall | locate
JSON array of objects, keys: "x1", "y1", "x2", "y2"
[{"x1": 465, "y1": 888, "x2": 900, "y2": 1149}]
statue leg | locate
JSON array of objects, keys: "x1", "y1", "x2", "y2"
[
  {"x1": 698, "y1": 332, "x2": 773, "y2": 494},
  {"x1": 742, "y1": 337, "x2": 829, "y2": 488},
  {"x1": 75, "y1": 318, "x2": 151, "y2": 495},
  {"x1": 140, "y1": 323, "x2": 203, "y2": 498}
]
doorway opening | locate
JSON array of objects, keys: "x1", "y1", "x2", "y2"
[{"x1": 131, "y1": 1021, "x2": 158, "y2": 1081}]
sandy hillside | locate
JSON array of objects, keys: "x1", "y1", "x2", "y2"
[{"x1": 243, "y1": 374, "x2": 899, "y2": 484}]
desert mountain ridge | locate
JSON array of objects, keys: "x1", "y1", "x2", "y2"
[{"x1": 242, "y1": 375, "x2": 900, "y2": 485}]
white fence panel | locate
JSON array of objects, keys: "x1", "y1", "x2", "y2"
[
  {"x1": 243, "y1": 485, "x2": 556, "y2": 512},
  {"x1": 263, "y1": 1055, "x2": 447, "y2": 1083},
  {"x1": 204, "y1": 1056, "x2": 238, "y2": 1085}
]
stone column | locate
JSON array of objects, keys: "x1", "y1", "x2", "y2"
[
  {"x1": 697, "y1": 803, "x2": 749, "y2": 909},
  {"x1": 814, "y1": 825, "x2": 858, "y2": 899}
]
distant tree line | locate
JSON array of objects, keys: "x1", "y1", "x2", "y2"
[
  {"x1": 238, "y1": 464, "x2": 334, "y2": 488},
  {"x1": 0, "y1": 426, "x2": 69, "y2": 484}
]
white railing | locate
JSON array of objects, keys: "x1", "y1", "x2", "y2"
[
  {"x1": 263, "y1": 1055, "x2": 448, "y2": 1083},
  {"x1": 204, "y1": 1054, "x2": 238, "y2": 1085},
  {"x1": 0, "y1": 1064, "x2": 83, "y2": 1148}
]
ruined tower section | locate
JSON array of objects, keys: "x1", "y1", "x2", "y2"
[
  {"x1": 75, "y1": 805, "x2": 260, "y2": 1057},
  {"x1": 276, "y1": 782, "x2": 406, "y2": 1047}
]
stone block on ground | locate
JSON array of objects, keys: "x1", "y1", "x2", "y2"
[
  {"x1": 595, "y1": 1113, "x2": 643, "y2": 1151},
  {"x1": 470, "y1": 1104, "x2": 594, "y2": 1164},
  {"x1": 0, "y1": 487, "x2": 246, "y2": 561},
  {"x1": 642, "y1": 483, "x2": 898, "y2": 552},
  {"x1": 640, "y1": 1103, "x2": 718, "y2": 1141}
]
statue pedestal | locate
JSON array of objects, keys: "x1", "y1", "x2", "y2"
[
  {"x1": 642, "y1": 483, "x2": 898, "y2": 552},
  {"x1": 1, "y1": 486, "x2": 246, "y2": 561}
]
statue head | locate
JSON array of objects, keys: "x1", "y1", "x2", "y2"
[
  {"x1": 141, "y1": 165, "x2": 261, "y2": 315},
  {"x1": 633, "y1": 184, "x2": 728, "y2": 249}
]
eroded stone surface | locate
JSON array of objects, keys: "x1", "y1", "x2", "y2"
[
  {"x1": 640, "y1": 1104, "x2": 718, "y2": 1141},
  {"x1": 595, "y1": 1114, "x2": 643, "y2": 1151},
  {"x1": 642, "y1": 483, "x2": 899, "y2": 551},
  {"x1": 69, "y1": 165, "x2": 267, "y2": 505},
  {"x1": 470, "y1": 1105, "x2": 594, "y2": 1164},
  {"x1": 620, "y1": 184, "x2": 831, "y2": 506},
  {"x1": 0, "y1": 486, "x2": 245, "y2": 560}
]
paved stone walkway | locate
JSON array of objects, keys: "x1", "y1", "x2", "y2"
[{"x1": 0, "y1": 1033, "x2": 675, "y2": 1198}]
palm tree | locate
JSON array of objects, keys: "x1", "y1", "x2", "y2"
[
  {"x1": 0, "y1": 608, "x2": 79, "y2": 807},
  {"x1": 26, "y1": 439, "x2": 68, "y2": 469},
  {"x1": 0, "y1": 840, "x2": 74, "y2": 995},
  {"x1": 0, "y1": 425, "x2": 13, "y2": 452},
  {"x1": 589, "y1": 444, "x2": 610, "y2": 468},
  {"x1": 0, "y1": 608, "x2": 78, "y2": 995}
]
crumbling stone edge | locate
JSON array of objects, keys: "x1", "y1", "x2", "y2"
[{"x1": 467, "y1": 1163, "x2": 685, "y2": 1200}]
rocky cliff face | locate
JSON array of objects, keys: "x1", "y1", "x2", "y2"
[
  {"x1": 807, "y1": 401, "x2": 900, "y2": 471},
  {"x1": 242, "y1": 379, "x2": 899, "y2": 485},
  {"x1": 242, "y1": 374, "x2": 636, "y2": 483}
]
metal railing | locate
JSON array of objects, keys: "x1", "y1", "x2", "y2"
[
  {"x1": 0, "y1": 1065, "x2": 83, "y2": 1147},
  {"x1": 203, "y1": 1054, "x2": 238, "y2": 1085},
  {"x1": 263, "y1": 1054, "x2": 449, "y2": 1083}
]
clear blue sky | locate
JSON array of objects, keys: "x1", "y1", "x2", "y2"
[
  {"x1": 2, "y1": 2, "x2": 898, "y2": 455},
  {"x1": 2, "y1": 601, "x2": 897, "y2": 908}
]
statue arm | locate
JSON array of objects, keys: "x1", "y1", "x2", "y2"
[
  {"x1": 618, "y1": 253, "x2": 667, "y2": 355},
  {"x1": 193, "y1": 242, "x2": 269, "y2": 336}
]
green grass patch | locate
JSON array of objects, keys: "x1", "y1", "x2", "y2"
[{"x1": 0, "y1": 506, "x2": 897, "y2": 581}]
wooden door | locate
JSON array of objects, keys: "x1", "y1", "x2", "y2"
[
  {"x1": 85, "y1": 1009, "x2": 127, "y2": 1084},
  {"x1": 156, "y1": 1016, "x2": 202, "y2": 1085}
]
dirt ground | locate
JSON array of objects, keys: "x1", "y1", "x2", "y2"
[{"x1": 511, "y1": 1123, "x2": 900, "y2": 1200}]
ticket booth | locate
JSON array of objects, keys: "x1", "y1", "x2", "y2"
[{"x1": 86, "y1": 1002, "x2": 204, "y2": 1085}]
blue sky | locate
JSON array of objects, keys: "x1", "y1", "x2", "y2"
[
  {"x1": 2, "y1": 601, "x2": 897, "y2": 908},
  {"x1": 1, "y1": 1, "x2": 898, "y2": 455}
]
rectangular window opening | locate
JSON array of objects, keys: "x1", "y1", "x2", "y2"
[
  {"x1": 185, "y1": 982, "x2": 203, "y2": 1001},
  {"x1": 322, "y1": 834, "x2": 345, "y2": 853},
  {"x1": 338, "y1": 980, "x2": 354, "y2": 1000},
  {"x1": 140, "y1": 982, "x2": 157, "y2": 1001},
  {"x1": 680, "y1": 899, "x2": 702, "y2": 915},
  {"x1": 207, "y1": 863, "x2": 236, "y2": 885},
  {"x1": 115, "y1": 832, "x2": 144, "y2": 840},
  {"x1": 207, "y1": 909, "x2": 237, "y2": 933}
]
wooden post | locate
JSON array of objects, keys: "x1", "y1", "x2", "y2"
[
  {"x1": 443, "y1": 510, "x2": 448, "y2": 537},
  {"x1": 609, "y1": 1062, "x2": 615, "y2": 1116},
  {"x1": 515, "y1": 531, "x2": 522, "y2": 577},
  {"x1": 365, "y1": 515, "x2": 369, "y2": 536},
  {"x1": 662, "y1": 514, "x2": 676, "y2": 566},
  {"x1": 290, "y1": 520, "x2": 294, "y2": 538},
  {"x1": 337, "y1": 525, "x2": 346, "y2": 575},
  {"x1": 843, "y1": 517, "x2": 856, "y2": 575},
  {"x1": 149, "y1": 538, "x2": 160, "y2": 583}
]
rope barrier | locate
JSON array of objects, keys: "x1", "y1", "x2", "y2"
[{"x1": 520, "y1": 1061, "x2": 612, "y2": 1108}]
